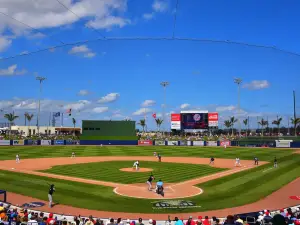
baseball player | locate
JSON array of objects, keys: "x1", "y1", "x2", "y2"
[
  {"x1": 235, "y1": 157, "x2": 241, "y2": 167},
  {"x1": 274, "y1": 157, "x2": 278, "y2": 168},
  {"x1": 209, "y1": 157, "x2": 215, "y2": 165},
  {"x1": 16, "y1": 154, "x2": 20, "y2": 163},
  {"x1": 133, "y1": 160, "x2": 139, "y2": 171},
  {"x1": 254, "y1": 157, "x2": 259, "y2": 165},
  {"x1": 153, "y1": 152, "x2": 157, "y2": 157},
  {"x1": 157, "y1": 153, "x2": 162, "y2": 162},
  {"x1": 48, "y1": 184, "x2": 55, "y2": 208},
  {"x1": 71, "y1": 152, "x2": 76, "y2": 158},
  {"x1": 146, "y1": 174, "x2": 155, "y2": 191},
  {"x1": 224, "y1": 143, "x2": 227, "y2": 149}
]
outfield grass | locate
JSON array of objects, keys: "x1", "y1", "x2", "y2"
[
  {"x1": 41, "y1": 161, "x2": 226, "y2": 184},
  {"x1": 0, "y1": 146, "x2": 299, "y2": 213},
  {"x1": 0, "y1": 146, "x2": 294, "y2": 161}
]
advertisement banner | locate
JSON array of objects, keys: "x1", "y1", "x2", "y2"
[
  {"x1": 208, "y1": 112, "x2": 219, "y2": 127},
  {"x1": 193, "y1": 141, "x2": 204, "y2": 146},
  {"x1": 187, "y1": 141, "x2": 192, "y2": 146},
  {"x1": 138, "y1": 140, "x2": 153, "y2": 146},
  {"x1": 41, "y1": 140, "x2": 51, "y2": 146},
  {"x1": 179, "y1": 140, "x2": 187, "y2": 146},
  {"x1": 220, "y1": 141, "x2": 231, "y2": 146},
  {"x1": 275, "y1": 140, "x2": 292, "y2": 148},
  {"x1": 171, "y1": 114, "x2": 181, "y2": 130},
  {"x1": 27, "y1": 140, "x2": 38, "y2": 145},
  {"x1": 167, "y1": 141, "x2": 178, "y2": 146},
  {"x1": 207, "y1": 141, "x2": 218, "y2": 146},
  {"x1": 66, "y1": 140, "x2": 80, "y2": 145},
  {"x1": 0, "y1": 140, "x2": 10, "y2": 145},
  {"x1": 54, "y1": 140, "x2": 64, "y2": 145},
  {"x1": 155, "y1": 140, "x2": 165, "y2": 146},
  {"x1": 13, "y1": 140, "x2": 24, "y2": 145}
]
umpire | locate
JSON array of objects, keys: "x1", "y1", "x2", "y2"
[{"x1": 48, "y1": 184, "x2": 55, "y2": 208}]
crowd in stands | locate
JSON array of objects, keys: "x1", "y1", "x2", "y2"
[{"x1": 0, "y1": 203, "x2": 299, "y2": 225}]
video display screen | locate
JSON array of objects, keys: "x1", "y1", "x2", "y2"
[{"x1": 181, "y1": 113, "x2": 208, "y2": 130}]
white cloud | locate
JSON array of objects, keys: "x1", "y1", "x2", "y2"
[
  {"x1": 141, "y1": 100, "x2": 156, "y2": 107},
  {"x1": 143, "y1": 13, "x2": 154, "y2": 20},
  {"x1": 92, "y1": 107, "x2": 109, "y2": 113},
  {"x1": 78, "y1": 90, "x2": 90, "y2": 96},
  {"x1": 180, "y1": 103, "x2": 190, "y2": 109},
  {"x1": 86, "y1": 16, "x2": 130, "y2": 30},
  {"x1": 216, "y1": 105, "x2": 236, "y2": 112},
  {"x1": 84, "y1": 52, "x2": 96, "y2": 58},
  {"x1": 133, "y1": 108, "x2": 153, "y2": 116},
  {"x1": 242, "y1": 80, "x2": 270, "y2": 90},
  {"x1": 98, "y1": 93, "x2": 120, "y2": 103},
  {"x1": 64, "y1": 100, "x2": 91, "y2": 111},
  {"x1": 68, "y1": 45, "x2": 96, "y2": 58},
  {"x1": 0, "y1": 36, "x2": 12, "y2": 52},
  {"x1": 152, "y1": 0, "x2": 168, "y2": 12},
  {"x1": 0, "y1": 64, "x2": 27, "y2": 76}
]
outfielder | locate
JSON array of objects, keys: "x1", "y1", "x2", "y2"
[
  {"x1": 274, "y1": 157, "x2": 278, "y2": 168},
  {"x1": 254, "y1": 157, "x2": 259, "y2": 165},
  {"x1": 146, "y1": 174, "x2": 155, "y2": 191},
  {"x1": 48, "y1": 184, "x2": 55, "y2": 208},
  {"x1": 235, "y1": 157, "x2": 241, "y2": 167},
  {"x1": 133, "y1": 160, "x2": 140, "y2": 171},
  {"x1": 16, "y1": 154, "x2": 20, "y2": 163},
  {"x1": 71, "y1": 152, "x2": 76, "y2": 158}
]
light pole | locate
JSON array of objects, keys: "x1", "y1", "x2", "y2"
[
  {"x1": 160, "y1": 81, "x2": 169, "y2": 136},
  {"x1": 36, "y1": 76, "x2": 46, "y2": 134},
  {"x1": 234, "y1": 78, "x2": 242, "y2": 136}
]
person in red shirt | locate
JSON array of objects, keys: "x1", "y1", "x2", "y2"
[
  {"x1": 202, "y1": 216, "x2": 210, "y2": 225},
  {"x1": 47, "y1": 213, "x2": 55, "y2": 224},
  {"x1": 186, "y1": 216, "x2": 196, "y2": 225}
]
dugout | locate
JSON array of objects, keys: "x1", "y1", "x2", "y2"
[{"x1": 81, "y1": 120, "x2": 138, "y2": 140}]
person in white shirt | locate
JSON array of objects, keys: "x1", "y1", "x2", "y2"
[
  {"x1": 133, "y1": 160, "x2": 139, "y2": 171},
  {"x1": 235, "y1": 157, "x2": 241, "y2": 167},
  {"x1": 16, "y1": 154, "x2": 20, "y2": 163},
  {"x1": 28, "y1": 216, "x2": 39, "y2": 225}
]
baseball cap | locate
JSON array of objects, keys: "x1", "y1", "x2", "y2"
[{"x1": 198, "y1": 216, "x2": 203, "y2": 220}]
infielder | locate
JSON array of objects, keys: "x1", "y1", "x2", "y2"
[
  {"x1": 274, "y1": 157, "x2": 278, "y2": 168},
  {"x1": 254, "y1": 157, "x2": 259, "y2": 165},
  {"x1": 146, "y1": 174, "x2": 155, "y2": 191},
  {"x1": 209, "y1": 157, "x2": 215, "y2": 165},
  {"x1": 71, "y1": 152, "x2": 76, "y2": 158},
  {"x1": 157, "y1": 153, "x2": 162, "y2": 162},
  {"x1": 16, "y1": 154, "x2": 20, "y2": 163},
  {"x1": 235, "y1": 157, "x2": 241, "y2": 167},
  {"x1": 48, "y1": 184, "x2": 55, "y2": 208},
  {"x1": 133, "y1": 160, "x2": 139, "y2": 171}
]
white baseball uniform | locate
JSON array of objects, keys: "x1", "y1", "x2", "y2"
[
  {"x1": 16, "y1": 154, "x2": 20, "y2": 163},
  {"x1": 235, "y1": 158, "x2": 241, "y2": 166},
  {"x1": 133, "y1": 161, "x2": 139, "y2": 170}
]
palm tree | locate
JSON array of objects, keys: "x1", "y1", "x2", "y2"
[
  {"x1": 291, "y1": 118, "x2": 300, "y2": 136},
  {"x1": 4, "y1": 113, "x2": 19, "y2": 138},
  {"x1": 224, "y1": 120, "x2": 232, "y2": 135},
  {"x1": 272, "y1": 116, "x2": 282, "y2": 136},
  {"x1": 229, "y1": 116, "x2": 238, "y2": 136},
  {"x1": 138, "y1": 119, "x2": 146, "y2": 132},
  {"x1": 258, "y1": 118, "x2": 268, "y2": 136},
  {"x1": 155, "y1": 118, "x2": 163, "y2": 132},
  {"x1": 243, "y1": 118, "x2": 248, "y2": 137},
  {"x1": 72, "y1": 118, "x2": 76, "y2": 136},
  {"x1": 25, "y1": 113, "x2": 34, "y2": 136}
]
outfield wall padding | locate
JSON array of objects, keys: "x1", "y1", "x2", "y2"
[{"x1": 79, "y1": 140, "x2": 138, "y2": 145}]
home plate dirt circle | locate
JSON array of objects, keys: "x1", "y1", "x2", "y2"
[
  {"x1": 114, "y1": 183, "x2": 203, "y2": 199},
  {"x1": 119, "y1": 168, "x2": 153, "y2": 172}
]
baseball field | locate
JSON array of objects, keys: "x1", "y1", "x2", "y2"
[{"x1": 0, "y1": 146, "x2": 299, "y2": 218}]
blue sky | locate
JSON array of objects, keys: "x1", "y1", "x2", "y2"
[{"x1": 0, "y1": 0, "x2": 300, "y2": 129}]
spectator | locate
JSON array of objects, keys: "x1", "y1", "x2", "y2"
[
  {"x1": 196, "y1": 216, "x2": 203, "y2": 225},
  {"x1": 186, "y1": 216, "x2": 196, "y2": 225},
  {"x1": 28, "y1": 215, "x2": 38, "y2": 225},
  {"x1": 202, "y1": 216, "x2": 210, "y2": 225},
  {"x1": 174, "y1": 217, "x2": 184, "y2": 225},
  {"x1": 37, "y1": 212, "x2": 44, "y2": 223},
  {"x1": 215, "y1": 219, "x2": 220, "y2": 225},
  {"x1": 95, "y1": 219, "x2": 103, "y2": 225},
  {"x1": 47, "y1": 213, "x2": 55, "y2": 224},
  {"x1": 125, "y1": 219, "x2": 130, "y2": 225},
  {"x1": 235, "y1": 216, "x2": 243, "y2": 225},
  {"x1": 224, "y1": 215, "x2": 235, "y2": 225},
  {"x1": 117, "y1": 218, "x2": 123, "y2": 225},
  {"x1": 272, "y1": 214, "x2": 287, "y2": 225},
  {"x1": 107, "y1": 218, "x2": 115, "y2": 225},
  {"x1": 40, "y1": 217, "x2": 47, "y2": 225},
  {"x1": 138, "y1": 218, "x2": 144, "y2": 225}
]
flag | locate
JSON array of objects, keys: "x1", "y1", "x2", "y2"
[
  {"x1": 66, "y1": 108, "x2": 72, "y2": 116},
  {"x1": 152, "y1": 113, "x2": 156, "y2": 119},
  {"x1": 53, "y1": 112, "x2": 60, "y2": 117}
]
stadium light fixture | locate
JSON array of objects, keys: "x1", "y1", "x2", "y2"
[
  {"x1": 234, "y1": 78, "x2": 242, "y2": 136},
  {"x1": 36, "y1": 76, "x2": 46, "y2": 134},
  {"x1": 160, "y1": 81, "x2": 169, "y2": 136}
]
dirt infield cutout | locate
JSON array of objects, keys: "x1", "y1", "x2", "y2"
[{"x1": 119, "y1": 168, "x2": 153, "y2": 172}]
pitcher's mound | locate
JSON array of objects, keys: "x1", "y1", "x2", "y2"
[{"x1": 120, "y1": 168, "x2": 153, "y2": 172}]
